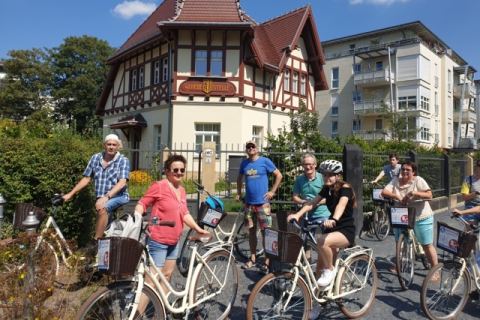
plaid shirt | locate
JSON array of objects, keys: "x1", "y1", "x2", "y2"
[{"x1": 83, "y1": 152, "x2": 130, "y2": 198}]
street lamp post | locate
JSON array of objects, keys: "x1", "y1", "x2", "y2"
[{"x1": 22, "y1": 211, "x2": 40, "y2": 318}]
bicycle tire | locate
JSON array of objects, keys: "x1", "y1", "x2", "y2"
[
  {"x1": 396, "y1": 232, "x2": 415, "y2": 290},
  {"x1": 246, "y1": 272, "x2": 312, "y2": 320},
  {"x1": 191, "y1": 249, "x2": 238, "y2": 320},
  {"x1": 420, "y1": 261, "x2": 470, "y2": 320},
  {"x1": 373, "y1": 206, "x2": 390, "y2": 241},
  {"x1": 233, "y1": 220, "x2": 264, "y2": 260},
  {"x1": 336, "y1": 254, "x2": 378, "y2": 318},
  {"x1": 75, "y1": 280, "x2": 166, "y2": 320}
]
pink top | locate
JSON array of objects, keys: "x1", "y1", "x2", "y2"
[{"x1": 138, "y1": 179, "x2": 188, "y2": 245}]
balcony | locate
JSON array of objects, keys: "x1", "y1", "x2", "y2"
[
  {"x1": 354, "y1": 69, "x2": 394, "y2": 87},
  {"x1": 352, "y1": 130, "x2": 388, "y2": 140},
  {"x1": 353, "y1": 100, "x2": 391, "y2": 116},
  {"x1": 453, "y1": 109, "x2": 477, "y2": 124},
  {"x1": 453, "y1": 82, "x2": 476, "y2": 99}
]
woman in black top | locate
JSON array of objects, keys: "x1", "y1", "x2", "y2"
[{"x1": 289, "y1": 159, "x2": 356, "y2": 287}]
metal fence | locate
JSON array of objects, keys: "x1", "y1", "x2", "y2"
[{"x1": 123, "y1": 145, "x2": 468, "y2": 213}]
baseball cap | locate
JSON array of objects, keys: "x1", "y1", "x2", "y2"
[{"x1": 245, "y1": 140, "x2": 257, "y2": 148}]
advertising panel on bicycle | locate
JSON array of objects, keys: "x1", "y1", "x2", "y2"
[
  {"x1": 201, "y1": 208, "x2": 225, "y2": 228},
  {"x1": 436, "y1": 223, "x2": 460, "y2": 255},
  {"x1": 97, "y1": 239, "x2": 111, "y2": 270},
  {"x1": 372, "y1": 189, "x2": 384, "y2": 201},
  {"x1": 264, "y1": 229, "x2": 279, "y2": 257}
]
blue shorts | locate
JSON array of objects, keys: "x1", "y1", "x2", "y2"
[
  {"x1": 104, "y1": 194, "x2": 129, "y2": 215},
  {"x1": 148, "y1": 238, "x2": 179, "y2": 268},
  {"x1": 393, "y1": 216, "x2": 434, "y2": 245}
]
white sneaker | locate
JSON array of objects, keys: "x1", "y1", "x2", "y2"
[{"x1": 316, "y1": 268, "x2": 335, "y2": 287}]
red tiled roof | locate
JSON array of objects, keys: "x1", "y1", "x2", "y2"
[
  {"x1": 173, "y1": 0, "x2": 246, "y2": 23},
  {"x1": 111, "y1": 0, "x2": 177, "y2": 61}
]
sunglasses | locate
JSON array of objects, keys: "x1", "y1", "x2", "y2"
[
  {"x1": 246, "y1": 144, "x2": 256, "y2": 150},
  {"x1": 170, "y1": 168, "x2": 186, "y2": 174}
]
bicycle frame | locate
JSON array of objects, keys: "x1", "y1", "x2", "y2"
[
  {"x1": 129, "y1": 240, "x2": 235, "y2": 319},
  {"x1": 404, "y1": 228, "x2": 426, "y2": 257},
  {"x1": 202, "y1": 210, "x2": 242, "y2": 251}
]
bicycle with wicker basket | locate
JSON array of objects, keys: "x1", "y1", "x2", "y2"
[
  {"x1": 245, "y1": 220, "x2": 378, "y2": 319},
  {"x1": 420, "y1": 214, "x2": 479, "y2": 320},
  {"x1": 176, "y1": 181, "x2": 263, "y2": 276},
  {"x1": 76, "y1": 216, "x2": 239, "y2": 319}
]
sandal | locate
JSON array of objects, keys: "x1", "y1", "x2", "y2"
[{"x1": 242, "y1": 259, "x2": 256, "y2": 270}]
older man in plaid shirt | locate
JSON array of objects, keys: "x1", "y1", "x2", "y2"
[{"x1": 63, "y1": 134, "x2": 130, "y2": 241}]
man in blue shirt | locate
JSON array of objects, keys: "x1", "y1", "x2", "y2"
[
  {"x1": 236, "y1": 140, "x2": 282, "y2": 271},
  {"x1": 371, "y1": 153, "x2": 401, "y2": 184},
  {"x1": 63, "y1": 134, "x2": 130, "y2": 240}
]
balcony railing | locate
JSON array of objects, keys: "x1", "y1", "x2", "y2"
[
  {"x1": 354, "y1": 69, "x2": 394, "y2": 87},
  {"x1": 454, "y1": 83, "x2": 477, "y2": 99},
  {"x1": 352, "y1": 130, "x2": 388, "y2": 140},
  {"x1": 453, "y1": 109, "x2": 477, "y2": 124},
  {"x1": 353, "y1": 100, "x2": 391, "y2": 115}
]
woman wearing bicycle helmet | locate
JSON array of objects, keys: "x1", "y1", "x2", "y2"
[{"x1": 289, "y1": 159, "x2": 356, "y2": 288}]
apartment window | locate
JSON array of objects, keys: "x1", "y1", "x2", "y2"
[
  {"x1": 353, "y1": 64, "x2": 361, "y2": 74},
  {"x1": 353, "y1": 119, "x2": 361, "y2": 131},
  {"x1": 352, "y1": 91, "x2": 362, "y2": 103},
  {"x1": 375, "y1": 61, "x2": 383, "y2": 71},
  {"x1": 375, "y1": 119, "x2": 383, "y2": 130},
  {"x1": 210, "y1": 50, "x2": 223, "y2": 76},
  {"x1": 398, "y1": 96, "x2": 417, "y2": 110},
  {"x1": 154, "y1": 125, "x2": 162, "y2": 151},
  {"x1": 331, "y1": 94, "x2": 339, "y2": 115},
  {"x1": 195, "y1": 50, "x2": 208, "y2": 76},
  {"x1": 331, "y1": 121, "x2": 338, "y2": 135},
  {"x1": 300, "y1": 74, "x2": 307, "y2": 96},
  {"x1": 420, "y1": 96, "x2": 430, "y2": 111},
  {"x1": 448, "y1": 69, "x2": 452, "y2": 92},
  {"x1": 130, "y1": 69, "x2": 138, "y2": 91},
  {"x1": 138, "y1": 66, "x2": 144, "y2": 89},
  {"x1": 153, "y1": 60, "x2": 161, "y2": 85},
  {"x1": 292, "y1": 71, "x2": 299, "y2": 94},
  {"x1": 331, "y1": 106, "x2": 338, "y2": 116},
  {"x1": 252, "y1": 126, "x2": 263, "y2": 147},
  {"x1": 435, "y1": 92, "x2": 439, "y2": 116},
  {"x1": 349, "y1": 44, "x2": 356, "y2": 54},
  {"x1": 331, "y1": 67, "x2": 339, "y2": 89},
  {"x1": 284, "y1": 69, "x2": 290, "y2": 91},
  {"x1": 162, "y1": 57, "x2": 169, "y2": 82},
  {"x1": 195, "y1": 123, "x2": 221, "y2": 154},
  {"x1": 420, "y1": 127, "x2": 430, "y2": 141}
]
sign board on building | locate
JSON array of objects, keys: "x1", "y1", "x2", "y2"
[{"x1": 179, "y1": 78, "x2": 236, "y2": 96}]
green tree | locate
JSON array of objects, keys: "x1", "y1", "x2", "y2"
[
  {"x1": 0, "y1": 49, "x2": 52, "y2": 119},
  {"x1": 50, "y1": 36, "x2": 115, "y2": 133}
]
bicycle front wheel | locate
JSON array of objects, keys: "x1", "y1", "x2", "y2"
[
  {"x1": 192, "y1": 249, "x2": 238, "y2": 319},
  {"x1": 420, "y1": 261, "x2": 470, "y2": 320},
  {"x1": 396, "y1": 232, "x2": 415, "y2": 290},
  {"x1": 246, "y1": 272, "x2": 312, "y2": 320},
  {"x1": 373, "y1": 206, "x2": 390, "y2": 241},
  {"x1": 76, "y1": 281, "x2": 166, "y2": 320},
  {"x1": 336, "y1": 254, "x2": 378, "y2": 318},
  {"x1": 233, "y1": 220, "x2": 264, "y2": 260}
]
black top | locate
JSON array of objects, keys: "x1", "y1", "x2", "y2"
[{"x1": 319, "y1": 185, "x2": 355, "y2": 233}]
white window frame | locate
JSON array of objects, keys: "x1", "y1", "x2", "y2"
[
  {"x1": 252, "y1": 126, "x2": 263, "y2": 148},
  {"x1": 331, "y1": 67, "x2": 339, "y2": 89},
  {"x1": 300, "y1": 74, "x2": 306, "y2": 96},
  {"x1": 162, "y1": 57, "x2": 169, "y2": 82},
  {"x1": 292, "y1": 71, "x2": 299, "y2": 94},
  {"x1": 138, "y1": 66, "x2": 144, "y2": 89},
  {"x1": 131, "y1": 69, "x2": 137, "y2": 91},
  {"x1": 153, "y1": 60, "x2": 161, "y2": 85},
  {"x1": 284, "y1": 69, "x2": 290, "y2": 92},
  {"x1": 195, "y1": 123, "x2": 221, "y2": 155},
  {"x1": 154, "y1": 125, "x2": 162, "y2": 151}
]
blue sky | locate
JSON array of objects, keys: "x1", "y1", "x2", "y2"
[{"x1": 1, "y1": 0, "x2": 478, "y2": 78}]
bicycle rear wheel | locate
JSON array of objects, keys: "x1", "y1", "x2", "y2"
[
  {"x1": 246, "y1": 272, "x2": 311, "y2": 320},
  {"x1": 336, "y1": 254, "x2": 378, "y2": 318},
  {"x1": 396, "y1": 232, "x2": 415, "y2": 290},
  {"x1": 373, "y1": 206, "x2": 390, "y2": 241},
  {"x1": 233, "y1": 220, "x2": 264, "y2": 260},
  {"x1": 420, "y1": 261, "x2": 470, "y2": 320},
  {"x1": 192, "y1": 249, "x2": 238, "y2": 319},
  {"x1": 76, "y1": 281, "x2": 166, "y2": 320}
]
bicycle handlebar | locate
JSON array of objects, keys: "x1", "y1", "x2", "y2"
[
  {"x1": 451, "y1": 213, "x2": 479, "y2": 232},
  {"x1": 51, "y1": 193, "x2": 64, "y2": 206}
]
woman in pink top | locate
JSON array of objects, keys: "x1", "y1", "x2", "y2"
[{"x1": 134, "y1": 154, "x2": 208, "y2": 281}]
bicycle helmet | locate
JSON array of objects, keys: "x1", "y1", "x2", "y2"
[
  {"x1": 205, "y1": 196, "x2": 225, "y2": 212},
  {"x1": 319, "y1": 160, "x2": 343, "y2": 174}
]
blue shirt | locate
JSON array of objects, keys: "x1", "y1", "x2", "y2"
[
  {"x1": 293, "y1": 172, "x2": 330, "y2": 219},
  {"x1": 239, "y1": 156, "x2": 277, "y2": 205},
  {"x1": 383, "y1": 164, "x2": 401, "y2": 182},
  {"x1": 83, "y1": 152, "x2": 130, "y2": 198}
]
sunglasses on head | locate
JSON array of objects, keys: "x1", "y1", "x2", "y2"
[
  {"x1": 246, "y1": 144, "x2": 256, "y2": 149},
  {"x1": 170, "y1": 168, "x2": 185, "y2": 174}
]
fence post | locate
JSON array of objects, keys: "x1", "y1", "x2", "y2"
[
  {"x1": 443, "y1": 154, "x2": 450, "y2": 197},
  {"x1": 343, "y1": 144, "x2": 363, "y2": 238}
]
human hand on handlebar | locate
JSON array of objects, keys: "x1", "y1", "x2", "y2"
[
  {"x1": 452, "y1": 208, "x2": 462, "y2": 217},
  {"x1": 287, "y1": 213, "x2": 300, "y2": 222}
]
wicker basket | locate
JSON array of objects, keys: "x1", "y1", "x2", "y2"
[
  {"x1": 264, "y1": 228, "x2": 303, "y2": 264},
  {"x1": 436, "y1": 222, "x2": 477, "y2": 258},
  {"x1": 389, "y1": 206, "x2": 415, "y2": 229},
  {"x1": 97, "y1": 237, "x2": 144, "y2": 277}
]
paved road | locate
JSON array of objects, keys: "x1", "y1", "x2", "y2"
[{"x1": 171, "y1": 209, "x2": 479, "y2": 319}]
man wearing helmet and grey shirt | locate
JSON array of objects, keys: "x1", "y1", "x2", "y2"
[{"x1": 63, "y1": 134, "x2": 130, "y2": 241}]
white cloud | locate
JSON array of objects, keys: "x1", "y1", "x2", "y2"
[
  {"x1": 349, "y1": 0, "x2": 410, "y2": 5},
  {"x1": 113, "y1": 1, "x2": 157, "y2": 20}
]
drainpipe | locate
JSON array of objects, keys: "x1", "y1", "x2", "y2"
[
  {"x1": 267, "y1": 74, "x2": 276, "y2": 136},
  {"x1": 455, "y1": 65, "x2": 469, "y2": 148}
]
